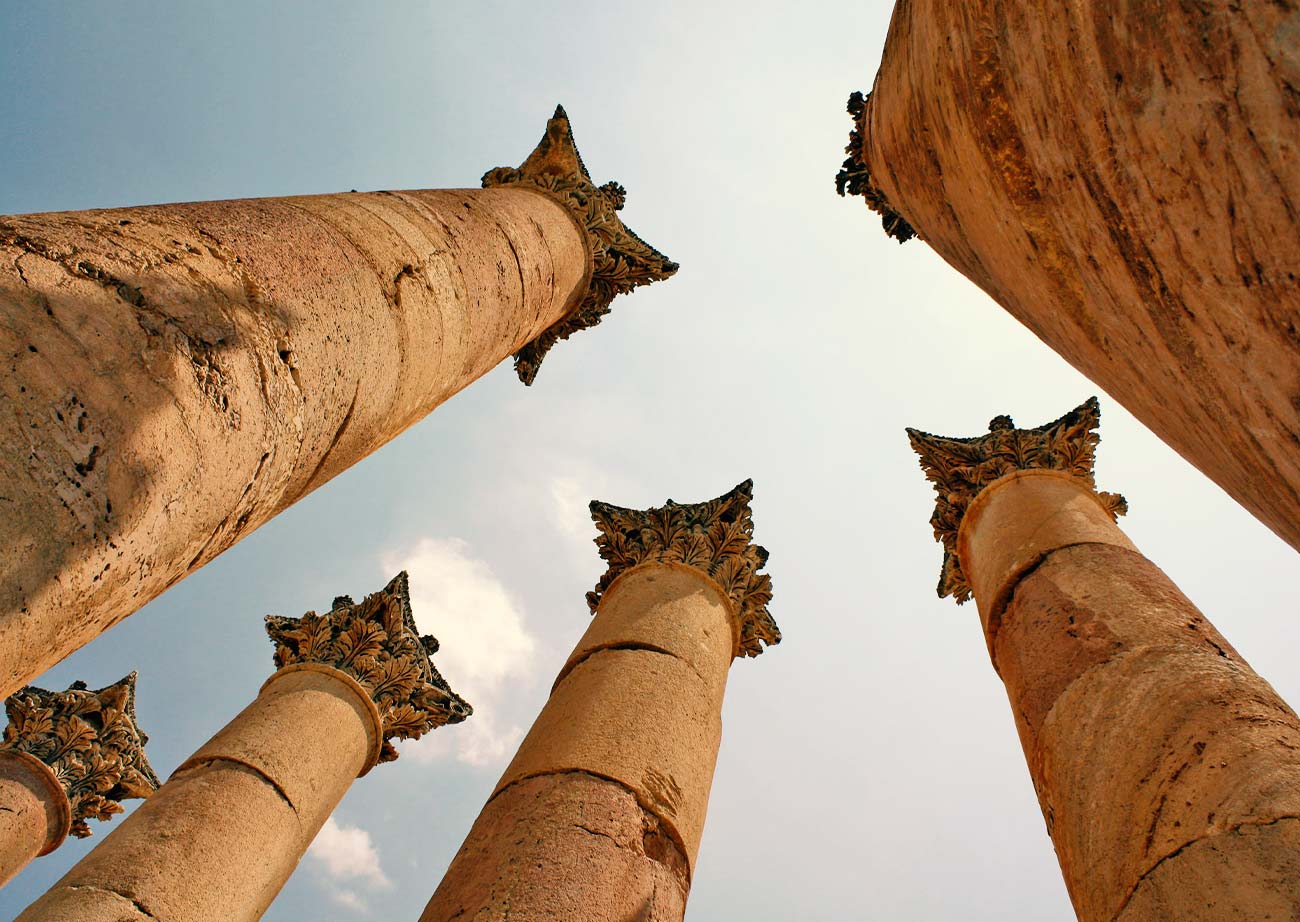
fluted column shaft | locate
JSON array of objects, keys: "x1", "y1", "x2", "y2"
[
  {"x1": 0, "y1": 753, "x2": 69, "y2": 887},
  {"x1": 0, "y1": 184, "x2": 586, "y2": 698},
  {"x1": 963, "y1": 470, "x2": 1300, "y2": 920},
  {"x1": 846, "y1": 1, "x2": 1300, "y2": 553},
  {"x1": 423, "y1": 564, "x2": 730, "y2": 920},
  {"x1": 17, "y1": 665, "x2": 380, "y2": 921}
]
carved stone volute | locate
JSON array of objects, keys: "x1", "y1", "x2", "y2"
[
  {"x1": 908, "y1": 396, "x2": 1128, "y2": 603},
  {"x1": 0, "y1": 673, "x2": 159, "y2": 838},
  {"x1": 265, "y1": 572, "x2": 471, "y2": 764},
  {"x1": 587, "y1": 479, "x2": 780, "y2": 658},
  {"x1": 483, "y1": 105, "x2": 679, "y2": 385}
]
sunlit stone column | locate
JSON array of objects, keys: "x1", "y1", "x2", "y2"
[
  {"x1": 840, "y1": 2, "x2": 1300, "y2": 556},
  {"x1": 842, "y1": 1, "x2": 1300, "y2": 553},
  {"x1": 422, "y1": 480, "x2": 781, "y2": 922},
  {"x1": 909, "y1": 398, "x2": 1300, "y2": 921},
  {"x1": 0, "y1": 107, "x2": 677, "y2": 700},
  {"x1": 18, "y1": 573, "x2": 469, "y2": 922},
  {"x1": 0, "y1": 675, "x2": 157, "y2": 888}
]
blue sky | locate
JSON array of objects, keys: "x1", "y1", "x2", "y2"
[{"x1": 4, "y1": 2, "x2": 1300, "y2": 919}]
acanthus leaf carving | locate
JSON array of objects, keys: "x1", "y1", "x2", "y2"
[
  {"x1": 907, "y1": 396, "x2": 1128, "y2": 604},
  {"x1": 587, "y1": 479, "x2": 780, "y2": 658},
  {"x1": 0, "y1": 673, "x2": 160, "y2": 838},
  {"x1": 265, "y1": 572, "x2": 471, "y2": 764},
  {"x1": 483, "y1": 105, "x2": 679, "y2": 385},
  {"x1": 835, "y1": 90, "x2": 917, "y2": 243}
]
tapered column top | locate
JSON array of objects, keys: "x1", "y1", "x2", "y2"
[
  {"x1": 587, "y1": 479, "x2": 780, "y2": 658},
  {"x1": 907, "y1": 397, "x2": 1128, "y2": 603},
  {"x1": 0, "y1": 673, "x2": 159, "y2": 838},
  {"x1": 483, "y1": 105, "x2": 680, "y2": 385},
  {"x1": 835, "y1": 90, "x2": 916, "y2": 243},
  {"x1": 265, "y1": 572, "x2": 471, "y2": 764}
]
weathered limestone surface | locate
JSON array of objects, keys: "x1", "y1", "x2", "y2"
[
  {"x1": 422, "y1": 482, "x2": 777, "y2": 922},
  {"x1": 0, "y1": 754, "x2": 67, "y2": 887},
  {"x1": 0, "y1": 107, "x2": 676, "y2": 699},
  {"x1": 852, "y1": 1, "x2": 1300, "y2": 552},
  {"x1": 910, "y1": 403, "x2": 1300, "y2": 920},
  {"x1": 19, "y1": 575, "x2": 468, "y2": 922},
  {"x1": 421, "y1": 773, "x2": 690, "y2": 922}
]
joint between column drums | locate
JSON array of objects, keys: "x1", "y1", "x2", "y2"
[
  {"x1": 257, "y1": 663, "x2": 385, "y2": 776},
  {"x1": 510, "y1": 184, "x2": 596, "y2": 325},
  {"x1": 598, "y1": 560, "x2": 742, "y2": 658},
  {"x1": 489, "y1": 767, "x2": 695, "y2": 884},
  {"x1": 553, "y1": 642, "x2": 688, "y2": 691},
  {"x1": 1, "y1": 751, "x2": 72, "y2": 855},
  {"x1": 982, "y1": 542, "x2": 1149, "y2": 676}
]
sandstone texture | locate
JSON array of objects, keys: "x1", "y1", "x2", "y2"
[
  {"x1": 855, "y1": 1, "x2": 1300, "y2": 552},
  {"x1": 423, "y1": 563, "x2": 740, "y2": 920},
  {"x1": 420, "y1": 773, "x2": 689, "y2": 922},
  {"x1": 962, "y1": 474, "x2": 1300, "y2": 920},
  {"x1": 0, "y1": 186, "x2": 588, "y2": 698},
  {"x1": 19, "y1": 666, "x2": 378, "y2": 921},
  {"x1": 0, "y1": 753, "x2": 68, "y2": 887}
]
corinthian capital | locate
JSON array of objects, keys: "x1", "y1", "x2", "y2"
[
  {"x1": 483, "y1": 105, "x2": 679, "y2": 385},
  {"x1": 907, "y1": 396, "x2": 1128, "y2": 603},
  {"x1": 265, "y1": 572, "x2": 471, "y2": 764},
  {"x1": 587, "y1": 479, "x2": 780, "y2": 658},
  {"x1": 0, "y1": 673, "x2": 159, "y2": 838}
]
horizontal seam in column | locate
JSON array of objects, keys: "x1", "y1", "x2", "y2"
[
  {"x1": 61, "y1": 883, "x2": 158, "y2": 920},
  {"x1": 178, "y1": 755, "x2": 297, "y2": 815},
  {"x1": 988, "y1": 540, "x2": 1151, "y2": 667},
  {"x1": 554, "y1": 642, "x2": 705, "y2": 688},
  {"x1": 1111, "y1": 814, "x2": 1300, "y2": 920},
  {"x1": 487, "y1": 767, "x2": 693, "y2": 885}
]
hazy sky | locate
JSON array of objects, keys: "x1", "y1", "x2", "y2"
[{"x1": 4, "y1": 2, "x2": 1300, "y2": 920}]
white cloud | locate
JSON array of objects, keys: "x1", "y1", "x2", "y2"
[
  {"x1": 382, "y1": 538, "x2": 536, "y2": 768},
  {"x1": 308, "y1": 817, "x2": 390, "y2": 896},
  {"x1": 329, "y1": 889, "x2": 366, "y2": 913}
]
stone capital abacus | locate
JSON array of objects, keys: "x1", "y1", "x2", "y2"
[
  {"x1": 906, "y1": 396, "x2": 1128, "y2": 604},
  {"x1": 587, "y1": 479, "x2": 780, "y2": 658},
  {"x1": 0, "y1": 673, "x2": 158, "y2": 840},
  {"x1": 483, "y1": 105, "x2": 679, "y2": 385},
  {"x1": 265, "y1": 571, "x2": 471, "y2": 765}
]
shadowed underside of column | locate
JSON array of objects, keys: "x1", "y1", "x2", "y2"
[
  {"x1": 846, "y1": 0, "x2": 1300, "y2": 554},
  {"x1": 0, "y1": 106, "x2": 677, "y2": 699}
]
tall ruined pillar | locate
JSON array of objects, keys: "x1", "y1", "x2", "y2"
[
  {"x1": 908, "y1": 398, "x2": 1300, "y2": 920},
  {"x1": 841, "y1": 2, "x2": 1300, "y2": 554},
  {"x1": 0, "y1": 675, "x2": 157, "y2": 887},
  {"x1": 421, "y1": 480, "x2": 781, "y2": 922},
  {"x1": 0, "y1": 106, "x2": 677, "y2": 699},
  {"x1": 17, "y1": 573, "x2": 469, "y2": 922}
]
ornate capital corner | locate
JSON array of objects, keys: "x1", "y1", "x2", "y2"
[
  {"x1": 0, "y1": 673, "x2": 160, "y2": 838},
  {"x1": 587, "y1": 479, "x2": 780, "y2": 658},
  {"x1": 835, "y1": 90, "x2": 916, "y2": 243},
  {"x1": 265, "y1": 572, "x2": 471, "y2": 764},
  {"x1": 907, "y1": 396, "x2": 1128, "y2": 604},
  {"x1": 483, "y1": 104, "x2": 680, "y2": 385}
]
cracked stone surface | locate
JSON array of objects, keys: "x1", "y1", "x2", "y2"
[
  {"x1": 0, "y1": 182, "x2": 587, "y2": 699},
  {"x1": 849, "y1": 1, "x2": 1300, "y2": 554},
  {"x1": 420, "y1": 773, "x2": 689, "y2": 922},
  {"x1": 958, "y1": 469, "x2": 1300, "y2": 920}
]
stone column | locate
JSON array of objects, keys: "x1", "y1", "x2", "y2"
[
  {"x1": 840, "y1": 2, "x2": 1300, "y2": 555},
  {"x1": 0, "y1": 675, "x2": 157, "y2": 887},
  {"x1": 0, "y1": 107, "x2": 677, "y2": 700},
  {"x1": 18, "y1": 572, "x2": 469, "y2": 922},
  {"x1": 908, "y1": 397, "x2": 1300, "y2": 921},
  {"x1": 422, "y1": 480, "x2": 781, "y2": 922}
]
